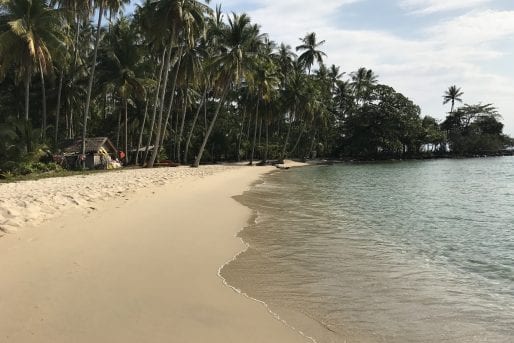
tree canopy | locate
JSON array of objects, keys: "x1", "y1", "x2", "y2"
[{"x1": 0, "y1": 0, "x2": 512, "y2": 177}]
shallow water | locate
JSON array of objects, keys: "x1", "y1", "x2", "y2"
[{"x1": 222, "y1": 158, "x2": 514, "y2": 342}]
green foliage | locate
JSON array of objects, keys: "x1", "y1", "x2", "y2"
[
  {"x1": 441, "y1": 103, "x2": 507, "y2": 155},
  {"x1": 0, "y1": 0, "x2": 511, "y2": 173}
]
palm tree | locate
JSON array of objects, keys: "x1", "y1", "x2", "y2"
[
  {"x1": 295, "y1": 32, "x2": 326, "y2": 75},
  {"x1": 351, "y1": 67, "x2": 378, "y2": 105},
  {"x1": 249, "y1": 55, "x2": 279, "y2": 165},
  {"x1": 0, "y1": 0, "x2": 65, "y2": 149},
  {"x1": 81, "y1": 0, "x2": 128, "y2": 167},
  {"x1": 443, "y1": 85, "x2": 463, "y2": 113},
  {"x1": 97, "y1": 17, "x2": 146, "y2": 164},
  {"x1": 175, "y1": 44, "x2": 204, "y2": 163},
  {"x1": 192, "y1": 12, "x2": 263, "y2": 167},
  {"x1": 147, "y1": 0, "x2": 209, "y2": 167}
]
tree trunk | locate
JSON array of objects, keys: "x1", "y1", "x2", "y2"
[
  {"x1": 290, "y1": 122, "x2": 305, "y2": 157},
  {"x1": 54, "y1": 71, "x2": 64, "y2": 146},
  {"x1": 135, "y1": 98, "x2": 150, "y2": 165},
  {"x1": 263, "y1": 119, "x2": 269, "y2": 162},
  {"x1": 38, "y1": 60, "x2": 47, "y2": 140},
  {"x1": 203, "y1": 95, "x2": 208, "y2": 135},
  {"x1": 68, "y1": 109, "x2": 73, "y2": 139},
  {"x1": 143, "y1": 47, "x2": 167, "y2": 165},
  {"x1": 281, "y1": 110, "x2": 294, "y2": 160},
  {"x1": 176, "y1": 74, "x2": 190, "y2": 163},
  {"x1": 24, "y1": 71, "x2": 30, "y2": 122},
  {"x1": 124, "y1": 98, "x2": 129, "y2": 165},
  {"x1": 236, "y1": 107, "x2": 246, "y2": 162},
  {"x1": 148, "y1": 41, "x2": 174, "y2": 168},
  {"x1": 184, "y1": 88, "x2": 207, "y2": 165},
  {"x1": 308, "y1": 129, "x2": 317, "y2": 159},
  {"x1": 116, "y1": 104, "x2": 122, "y2": 148},
  {"x1": 192, "y1": 84, "x2": 230, "y2": 168},
  {"x1": 24, "y1": 71, "x2": 31, "y2": 152},
  {"x1": 159, "y1": 45, "x2": 184, "y2": 151},
  {"x1": 81, "y1": 2, "x2": 104, "y2": 168},
  {"x1": 249, "y1": 96, "x2": 260, "y2": 165}
]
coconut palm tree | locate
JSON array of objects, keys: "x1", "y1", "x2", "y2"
[
  {"x1": 81, "y1": 0, "x2": 128, "y2": 167},
  {"x1": 147, "y1": 0, "x2": 210, "y2": 167},
  {"x1": 351, "y1": 67, "x2": 378, "y2": 105},
  {"x1": 97, "y1": 17, "x2": 146, "y2": 164},
  {"x1": 175, "y1": 43, "x2": 204, "y2": 163},
  {"x1": 295, "y1": 32, "x2": 326, "y2": 75},
  {"x1": 443, "y1": 85, "x2": 464, "y2": 113},
  {"x1": 192, "y1": 12, "x2": 264, "y2": 167},
  {"x1": 0, "y1": 0, "x2": 65, "y2": 149},
  {"x1": 249, "y1": 54, "x2": 279, "y2": 165}
]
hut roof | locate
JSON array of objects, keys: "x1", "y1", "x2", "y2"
[{"x1": 63, "y1": 137, "x2": 118, "y2": 154}]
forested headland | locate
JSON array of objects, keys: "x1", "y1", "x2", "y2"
[{"x1": 1, "y1": 0, "x2": 512, "y2": 177}]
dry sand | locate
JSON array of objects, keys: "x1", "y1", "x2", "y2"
[{"x1": 0, "y1": 164, "x2": 312, "y2": 342}]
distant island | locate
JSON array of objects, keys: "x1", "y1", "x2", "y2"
[{"x1": 1, "y1": 0, "x2": 512, "y2": 179}]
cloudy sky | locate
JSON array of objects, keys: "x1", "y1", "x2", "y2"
[{"x1": 206, "y1": 0, "x2": 514, "y2": 135}]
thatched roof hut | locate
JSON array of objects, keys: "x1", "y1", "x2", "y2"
[
  {"x1": 63, "y1": 137, "x2": 117, "y2": 155},
  {"x1": 62, "y1": 137, "x2": 119, "y2": 169}
]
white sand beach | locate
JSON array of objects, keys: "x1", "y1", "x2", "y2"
[{"x1": 0, "y1": 164, "x2": 311, "y2": 343}]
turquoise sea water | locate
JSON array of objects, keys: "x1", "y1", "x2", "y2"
[{"x1": 222, "y1": 157, "x2": 514, "y2": 342}]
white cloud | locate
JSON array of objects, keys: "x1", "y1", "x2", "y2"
[
  {"x1": 219, "y1": 1, "x2": 514, "y2": 135},
  {"x1": 399, "y1": 0, "x2": 492, "y2": 14},
  {"x1": 428, "y1": 10, "x2": 514, "y2": 45}
]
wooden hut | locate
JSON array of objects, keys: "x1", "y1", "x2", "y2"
[{"x1": 63, "y1": 137, "x2": 119, "y2": 169}]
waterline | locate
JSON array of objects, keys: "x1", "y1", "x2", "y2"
[{"x1": 221, "y1": 158, "x2": 514, "y2": 342}]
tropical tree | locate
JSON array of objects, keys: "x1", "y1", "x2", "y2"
[
  {"x1": 295, "y1": 32, "x2": 326, "y2": 75},
  {"x1": 193, "y1": 13, "x2": 264, "y2": 167},
  {"x1": 147, "y1": 0, "x2": 210, "y2": 168},
  {"x1": 443, "y1": 85, "x2": 463, "y2": 113},
  {"x1": 97, "y1": 17, "x2": 147, "y2": 164},
  {"x1": 0, "y1": 0, "x2": 65, "y2": 146},
  {"x1": 351, "y1": 67, "x2": 378, "y2": 105},
  {"x1": 81, "y1": 0, "x2": 128, "y2": 167}
]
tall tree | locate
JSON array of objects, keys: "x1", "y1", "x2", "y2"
[
  {"x1": 193, "y1": 13, "x2": 263, "y2": 167},
  {"x1": 0, "y1": 0, "x2": 65, "y2": 148},
  {"x1": 81, "y1": 0, "x2": 127, "y2": 167},
  {"x1": 443, "y1": 85, "x2": 464, "y2": 113},
  {"x1": 295, "y1": 32, "x2": 326, "y2": 75},
  {"x1": 97, "y1": 17, "x2": 147, "y2": 164}
]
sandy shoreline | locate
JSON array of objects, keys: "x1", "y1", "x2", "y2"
[{"x1": 0, "y1": 165, "x2": 311, "y2": 342}]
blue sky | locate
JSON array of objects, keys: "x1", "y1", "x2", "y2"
[{"x1": 129, "y1": 0, "x2": 514, "y2": 134}]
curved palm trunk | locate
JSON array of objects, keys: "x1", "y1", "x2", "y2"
[
  {"x1": 81, "y1": 1, "x2": 104, "y2": 168},
  {"x1": 148, "y1": 42, "x2": 173, "y2": 168},
  {"x1": 192, "y1": 84, "x2": 230, "y2": 168},
  {"x1": 249, "y1": 96, "x2": 260, "y2": 165},
  {"x1": 135, "y1": 99, "x2": 150, "y2": 165},
  {"x1": 176, "y1": 74, "x2": 190, "y2": 163},
  {"x1": 290, "y1": 122, "x2": 306, "y2": 157},
  {"x1": 184, "y1": 89, "x2": 207, "y2": 165},
  {"x1": 38, "y1": 60, "x2": 47, "y2": 140},
  {"x1": 54, "y1": 71, "x2": 64, "y2": 146},
  {"x1": 143, "y1": 48, "x2": 167, "y2": 165}
]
